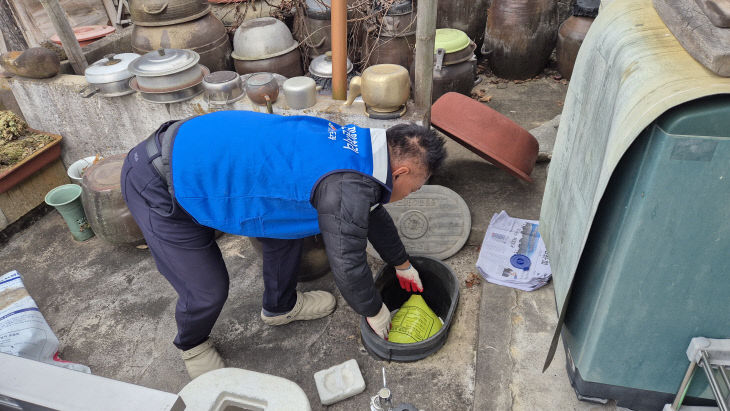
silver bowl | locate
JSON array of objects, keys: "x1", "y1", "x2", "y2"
[
  {"x1": 203, "y1": 70, "x2": 244, "y2": 105},
  {"x1": 231, "y1": 17, "x2": 299, "y2": 61}
]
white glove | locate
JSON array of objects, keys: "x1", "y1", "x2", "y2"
[
  {"x1": 396, "y1": 264, "x2": 423, "y2": 293},
  {"x1": 367, "y1": 303, "x2": 391, "y2": 340}
]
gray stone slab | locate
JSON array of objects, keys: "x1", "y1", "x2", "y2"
[
  {"x1": 367, "y1": 185, "x2": 471, "y2": 260},
  {"x1": 531, "y1": 114, "x2": 561, "y2": 162}
]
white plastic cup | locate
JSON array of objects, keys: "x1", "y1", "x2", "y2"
[{"x1": 67, "y1": 156, "x2": 98, "y2": 184}]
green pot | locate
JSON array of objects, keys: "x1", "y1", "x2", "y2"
[{"x1": 45, "y1": 184, "x2": 94, "y2": 241}]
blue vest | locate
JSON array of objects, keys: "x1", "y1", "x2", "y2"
[{"x1": 170, "y1": 110, "x2": 391, "y2": 238}]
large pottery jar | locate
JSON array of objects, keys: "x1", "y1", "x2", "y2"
[
  {"x1": 131, "y1": 12, "x2": 232, "y2": 72},
  {"x1": 129, "y1": 0, "x2": 211, "y2": 26},
  {"x1": 482, "y1": 0, "x2": 558, "y2": 79},
  {"x1": 556, "y1": 16, "x2": 594, "y2": 80},
  {"x1": 81, "y1": 154, "x2": 144, "y2": 245},
  {"x1": 362, "y1": 0, "x2": 416, "y2": 70},
  {"x1": 250, "y1": 236, "x2": 330, "y2": 282}
]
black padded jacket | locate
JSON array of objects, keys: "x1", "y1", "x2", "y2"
[{"x1": 311, "y1": 172, "x2": 409, "y2": 317}]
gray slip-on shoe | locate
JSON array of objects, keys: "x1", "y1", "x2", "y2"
[
  {"x1": 181, "y1": 339, "x2": 225, "y2": 379},
  {"x1": 261, "y1": 290, "x2": 336, "y2": 326}
]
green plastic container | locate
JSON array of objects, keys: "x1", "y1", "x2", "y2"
[
  {"x1": 562, "y1": 95, "x2": 730, "y2": 410},
  {"x1": 45, "y1": 184, "x2": 94, "y2": 241}
]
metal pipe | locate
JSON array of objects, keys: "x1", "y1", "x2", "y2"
[
  {"x1": 701, "y1": 351, "x2": 729, "y2": 411},
  {"x1": 414, "y1": 0, "x2": 438, "y2": 126},
  {"x1": 719, "y1": 365, "x2": 730, "y2": 394},
  {"x1": 671, "y1": 361, "x2": 697, "y2": 411},
  {"x1": 330, "y1": 0, "x2": 347, "y2": 100}
]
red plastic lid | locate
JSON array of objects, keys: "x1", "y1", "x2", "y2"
[
  {"x1": 50, "y1": 25, "x2": 115, "y2": 45},
  {"x1": 431, "y1": 92, "x2": 539, "y2": 182}
]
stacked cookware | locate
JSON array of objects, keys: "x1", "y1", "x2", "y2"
[
  {"x1": 411, "y1": 28, "x2": 478, "y2": 102},
  {"x1": 362, "y1": 0, "x2": 416, "y2": 70},
  {"x1": 80, "y1": 53, "x2": 140, "y2": 98},
  {"x1": 231, "y1": 17, "x2": 303, "y2": 78},
  {"x1": 128, "y1": 48, "x2": 209, "y2": 103},
  {"x1": 129, "y1": 0, "x2": 232, "y2": 72}
]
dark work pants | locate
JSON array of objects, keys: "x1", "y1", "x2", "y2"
[{"x1": 121, "y1": 139, "x2": 301, "y2": 351}]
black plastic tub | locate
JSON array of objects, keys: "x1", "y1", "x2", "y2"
[{"x1": 359, "y1": 256, "x2": 460, "y2": 362}]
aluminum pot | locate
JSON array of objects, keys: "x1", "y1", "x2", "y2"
[
  {"x1": 128, "y1": 48, "x2": 206, "y2": 92},
  {"x1": 283, "y1": 76, "x2": 317, "y2": 109},
  {"x1": 233, "y1": 49, "x2": 303, "y2": 78},
  {"x1": 308, "y1": 51, "x2": 352, "y2": 78},
  {"x1": 80, "y1": 53, "x2": 140, "y2": 98},
  {"x1": 129, "y1": 66, "x2": 209, "y2": 104},
  {"x1": 129, "y1": 0, "x2": 211, "y2": 27},
  {"x1": 203, "y1": 70, "x2": 244, "y2": 105},
  {"x1": 131, "y1": 13, "x2": 232, "y2": 72}
]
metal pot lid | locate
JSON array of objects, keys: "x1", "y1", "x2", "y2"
[
  {"x1": 128, "y1": 48, "x2": 200, "y2": 77},
  {"x1": 434, "y1": 29, "x2": 470, "y2": 54},
  {"x1": 308, "y1": 51, "x2": 353, "y2": 78},
  {"x1": 85, "y1": 53, "x2": 141, "y2": 84}
]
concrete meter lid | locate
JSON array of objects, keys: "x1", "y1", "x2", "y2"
[{"x1": 367, "y1": 185, "x2": 471, "y2": 260}]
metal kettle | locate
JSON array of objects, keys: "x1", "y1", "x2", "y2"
[{"x1": 344, "y1": 64, "x2": 410, "y2": 112}]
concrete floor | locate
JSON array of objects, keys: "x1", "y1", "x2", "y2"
[{"x1": 1, "y1": 72, "x2": 623, "y2": 410}]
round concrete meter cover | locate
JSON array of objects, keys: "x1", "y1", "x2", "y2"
[{"x1": 367, "y1": 185, "x2": 471, "y2": 260}]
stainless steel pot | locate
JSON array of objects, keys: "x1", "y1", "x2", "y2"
[
  {"x1": 203, "y1": 70, "x2": 244, "y2": 105},
  {"x1": 309, "y1": 51, "x2": 352, "y2": 78},
  {"x1": 129, "y1": 66, "x2": 209, "y2": 104},
  {"x1": 129, "y1": 0, "x2": 211, "y2": 27},
  {"x1": 80, "y1": 53, "x2": 140, "y2": 98},
  {"x1": 128, "y1": 49, "x2": 206, "y2": 92},
  {"x1": 131, "y1": 13, "x2": 232, "y2": 72},
  {"x1": 80, "y1": 78, "x2": 135, "y2": 98}
]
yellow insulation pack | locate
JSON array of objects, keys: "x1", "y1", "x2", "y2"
[{"x1": 388, "y1": 295, "x2": 443, "y2": 344}]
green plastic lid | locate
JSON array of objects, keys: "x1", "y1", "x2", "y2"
[{"x1": 434, "y1": 29, "x2": 470, "y2": 54}]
